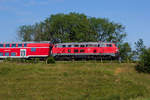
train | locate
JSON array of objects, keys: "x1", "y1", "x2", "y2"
[{"x1": 0, "y1": 41, "x2": 119, "y2": 60}]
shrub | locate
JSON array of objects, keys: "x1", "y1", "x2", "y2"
[
  {"x1": 26, "y1": 58, "x2": 35, "y2": 64},
  {"x1": 30, "y1": 58, "x2": 40, "y2": 64},
  {"x1": 35, "y1": 58, "x2": 40, "y2": 63},
  {"x1": 46, "y1": 56, "x2": 55, "y2": 64},
  {"x1": 135, "y1": 48, "x2": 150, "y2": 73},
  {"x1": 4, "y1": 57, "x2": 11, "y2": 62}
]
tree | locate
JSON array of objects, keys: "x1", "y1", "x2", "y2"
[
  {"x1": 89, "y1": 17, "x2": 126, "y2": 45},
  {"x1": 17, "y1": 25, "x2": 34, "y2": 41},
  {"x1": 135, "y1": 48, "x2": 150, "y2": 73},
  {"x1": 119, "y1": 42, "x2": 132, "y2": 62},
  {"x1": 17, "y1": 12, "x2": 126, "y2": 44},
  {"x1": 134, "y1": 38, "x2": 146, "y2": 57}
]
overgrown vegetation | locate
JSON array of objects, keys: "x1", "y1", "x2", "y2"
[
  {"x1": 4, "y1": 58, "x2": 40, "y2": 64},
  {"x1": 46, "y1": 56, "x2": 55, "y2": 64},
  {"x1": 135, "y1": 48, "x2": 150, "y2": 73},
  {"x1": 0, "y1": 62, "x2": 149, "y2": 100}
]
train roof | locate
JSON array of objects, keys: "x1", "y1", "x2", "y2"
[
  {"x1": 55, "y1": 42, "x2": 114, "y2": 45},
  {"x1": 0, "y1": 41, "x2": 51, "y2": 44}
]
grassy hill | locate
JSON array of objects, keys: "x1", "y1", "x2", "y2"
[{"x1": 0, "y1": 62, "x2": 150, "y2": 100}]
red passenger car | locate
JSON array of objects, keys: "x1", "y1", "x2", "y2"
[
  {"x1": 52, "y1": 42, "x2": 119, "y2": 60},
  {"x1": 0, "y1": 41, "x2": 52, "y2": 59}
]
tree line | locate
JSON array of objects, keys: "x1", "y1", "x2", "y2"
[{"x1": 17, "y1": 12, "x2": 126, "y2": 44}]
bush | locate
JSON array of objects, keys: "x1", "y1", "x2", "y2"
[
  {"x1": 30, "y1": 58, "x2": 40, "y2": 64},
  {"x1": 46, "y1": 56, "x2": 55, "y2": 64},
  {"x1": 35, "y1": 58, "x2": 40, "y2": 63},
  {"x1": 135, "y1": 48, "x2": 150, "y2": 73},
  {"x1": 4, "y1": 57, "x2": 11, "y2": 62}
]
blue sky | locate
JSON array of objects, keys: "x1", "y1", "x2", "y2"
[{"x1": 0, "y1": 0, "x2": 150, "y2": 47}]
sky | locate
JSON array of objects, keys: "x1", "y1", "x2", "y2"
[{"x1": 0, "y1": 0, "x2": 150, "y2": 47}]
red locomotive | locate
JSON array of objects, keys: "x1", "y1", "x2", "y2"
[
  {"x1": 52, "y1": 42, "x2": 119, "y2": 60},
  {"x1": 0, "y1": 41, "x2": 119, "y2": 60}
]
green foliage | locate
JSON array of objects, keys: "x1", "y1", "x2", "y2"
[
  {"x1": 17, "y1": 12, "x2": 126, "y2": 44},
  {"x1": 3, "y1": 58, "x2": 41, "y2": 64},
  {"x1": 119, "y1": 42, "x2": 132, "y2": 62},
  {"x1": 34, "y1": 58, "x2": 40, "y2": 63},
  {"x1": 135, "y1": 48, "x2": 150, "y2": 73},
  {"x1": 134, "y1": 38, "x2": 146, "y2": 60},
  {"x1": 135, "y1": 38, "x2": 145, "y2": 54},
  {"x1": 4, "y1": 57, "x2": 11, "y2": 62},
  {"x1": 46, "y1": 56, "x2": 55, "y2": 64},
  {"x1": 17, "y1": 25, "x2": 34, "y2": 41}
]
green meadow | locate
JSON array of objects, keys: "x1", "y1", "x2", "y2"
[{"x1": 0, "y1": 62, "x2": 150, "y2": 100}]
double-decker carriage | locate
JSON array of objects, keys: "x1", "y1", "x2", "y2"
[
  {"x1": 0, "y1": 41, "x2": 52, "y2": 59},
  {"x1": 52, "y1": 42, "x2": 119, "y2": 60}
]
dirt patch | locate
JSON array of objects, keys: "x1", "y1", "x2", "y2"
[{"x1": 115, "y1": 68, "x2": 123, "y2": 75}]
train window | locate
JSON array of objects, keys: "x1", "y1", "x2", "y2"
[
  {"x1": 12, "y1": 44, "x2": 16, "y2": 47},
  {"x1": 68, "y1": 45, "x2": 72, "y2": 47},
  {"x1": 5, "y1": 44, "x2": 10, "y2": 47},
  {"x1": 106, "y1": 44, "x2": 112, "y2": 47},
  {"x1": 86, "y1": 44, "x2": 97, "y2": 47},
  {"x1": 5, "y1": 53, "x2": 9, "y2": 56},
  {"x1": 57, "y1": 45, "x2": 62, "y2": 48},
  {"x1": 80, "y1": 49, "x2": 85, "y2": 53},
  {"x1": 74, "y1": 45, "x2": 79, "y2": 47},
  {"x1": 99, "y1": 44, "x2": 105, "y2": 47},
  {"x1": 55, "y1": 45, "x2": 57, "y2": 48},
  {"x1": 88, "y1": 44, "x2": 92, "y2": 47},
  {"x1": 11, "y1": 52, "x2": 16, "y2": 56},
  {"x1": 68, "y1": 49, "x2": 71, "y2": 53},
  {"x1": 93, "y1": 44, "x2": 97, "y2": 47},
  {"x1": 31, "y1": 48, "x2": 36, "y2": 52},
  {"x1": 0, "y1": 44, "x2": 3, "y2": 47},
  {"x1": 80, "y1": 45, "x2": 85, "y2": 47},
  {"x1": 0, "y1": 52, "x2": 3, "y2": 56},
  {"x1": 18, "y1": 44, "x2": 22, "y2": 47},
  {"x1": 24, "y1": 44, "x2": 27, "y2": 47},
  {"x1": 74, "y1": 49, "x2": 78, "y2": 53},
  {"x1": 62, "y1": 45, "x2": 66, "y2": 47}
]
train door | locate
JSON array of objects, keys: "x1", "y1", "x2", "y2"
[{"x1": 20, "y1": 49, "x2": 26, "y2": 57}]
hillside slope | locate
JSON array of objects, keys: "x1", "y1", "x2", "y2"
[{"x1": 0, "y1": 62, "x2": 150, "y2": 100}]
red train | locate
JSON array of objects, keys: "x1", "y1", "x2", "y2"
[{"x1": 0, "y1": 41, "x2": 119, "y2": 60}]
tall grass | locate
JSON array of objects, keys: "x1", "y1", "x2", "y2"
[{"x1": 0, "y1": 62, "x2": 149, "y2": 100}]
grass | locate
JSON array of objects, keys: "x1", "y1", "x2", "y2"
[{"x1": 0, "y1": 61, "x2": 150, "y2": 100}]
